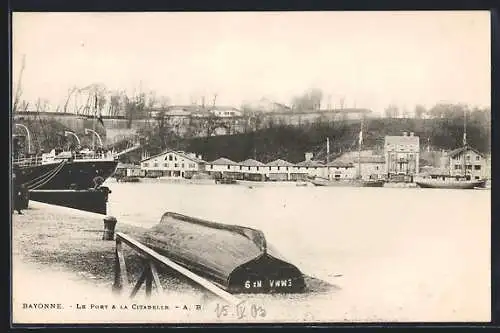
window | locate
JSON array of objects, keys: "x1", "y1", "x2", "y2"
[
  {"x1": 466, "y1": 165, "x2": 472, "y2": 170},
  {"x1": 210, "y1": 165, "x2": 213, "y2": 169},
  {"x1": 277, "y1": 166, "x2": 281, "y2": 171},
  {"x1": 466, "y1": 155, "x2": 470, "y2": 161},
  {"x1": 476, "y1": 156, "x2": 480, "y2": 161},
  {"x1": 169, "y1": 155, "x2": 173, "y2": 161},
  {"x1": 269, "y1": 166, "x2": 272, "y2": 171},
  {"x1": 248, "y1": 166, "x2": 251, "y2": 171},
  {"x1": 227, "y1": 165, "x2": 230, "y2": 170},
  {"x1": 239, "y1": 166, "x2": 242, "y2": 170},
  {"x1": 474, "y1": 165, "x2": 481, "y2": 170},
  {"x1": 143, "y1": 163, "x2": 149, "y2": 167},
  {"x1": 256, "y1": 167, "x2": 259, "y2": 171},
  {"x1": 163, "y1": 163, "x2": 168, "y2": 167},
  {"x1": 475, "y1": 176, "x2": 480, "y2": 179},
  {"x1": 181, "y1": 163, "x2": 185, "y2": 168},
  {"x1": 174, "y1": 163, "x2": 178, "y2": 168},
  {"x1": 455, "y1": 165, "x2": 461, "y2": 170},
  {"x1": 375, "y1": 166, "x2": 379, "y2": 170},
  {"x1": 286, "y1": 167, "x2": 289, "y2": 171}
]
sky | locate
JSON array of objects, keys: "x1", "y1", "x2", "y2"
[{"x1": 12, "y1": 11, "x2": 491, "y2": 115}]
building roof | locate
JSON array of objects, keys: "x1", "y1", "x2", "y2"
[
  {"x1": 355, "y1": 155, "x2": 385, "y2": 164},
  {"x1": 240, "y1": 159, "x2": 265, "y2": 167},
  {"x1": 448, "y1": 145, "x2": 485, "y2": 158},
  {"x1": 266, "y1": 159, "x2": 294, "y2": 167},
  {"x1": 209, "y1": 157, "x2": 238, "y2": 165},
  {"x1": 326, "y1": 160, "x2": 354, "y2": 168},
  {"x1": 420, "y1": 166, "x2": 450, "y2": 176},
  {"x1": 209, "y1": 106, "x2": 241, "y2": 112},
  {"x1": 385, "y1": 135, "x2": 420, "y2": 145},
  {"x1": 295, "y1": 160, "x2": 324, "y2": 167},
  {"x1": 117, "y1": 162, "x2": 140, "y2": 169},
  {"x1": 140, "y1": 150, "x2": 205, "y2": 163}
]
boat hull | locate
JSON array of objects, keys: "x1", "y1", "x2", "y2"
[
  {"x1": 310, "y1": 178, "x2": 385, "y2": 187},
  {"x1": 415, "y1": 179, "x2": 486, "y2": 189},
  {"x1": 15, "y1": 160, "x2": 118, "y2": 190},
  {"x1": 138, "y1": 212, "x2": 306, "y2": 294}
]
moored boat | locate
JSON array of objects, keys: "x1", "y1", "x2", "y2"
[
  {"x1": 13, "y1": 148, "x2": 118, "y2": 190},
  {"x1": 415, "y1": 175, "x2": 486, "y2": 189},
  {"x1": 309, "y1": 176, "x2": 385, "y2": 187}
]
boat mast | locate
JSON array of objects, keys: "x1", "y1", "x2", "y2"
[
  {"x1": 463, "y1": 108, "x2": 467, "y2": 178},
  {"x1": 357, "y1": 117, "x2": 363, "y2": 179},
  {"x1": 326, "y1": 137, "x2": 330, "y2": 164}
]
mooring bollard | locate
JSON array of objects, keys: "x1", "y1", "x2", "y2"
[{"x1": 103, "y1": 216, "x2": 118, "y2": 240}]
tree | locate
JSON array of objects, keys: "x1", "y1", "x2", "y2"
[
  {"x1": 414, "y1": 104, "x2": 426, "y2": 119},
  {"x1": 291, "y1": 88, "x2": 324, "y2": 111},
  {"x1": 384, "y1": 104, "x2": 399, "y2": 118}
]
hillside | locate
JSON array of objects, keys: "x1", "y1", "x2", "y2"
[{"x1": 183, "y1": 118, "x2": 491, "y2": 163}]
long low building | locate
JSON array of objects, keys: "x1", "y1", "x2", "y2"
[{"x1": 139, "y1": 151, "x2": 388, "y2": 181}]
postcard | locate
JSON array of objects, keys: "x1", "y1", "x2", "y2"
[{"x1": 11, "y1": 10, "x2": 491, "y2": 325}]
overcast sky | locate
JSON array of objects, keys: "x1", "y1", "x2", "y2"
[{"x1": 12, "y1": 11, "x2": 490, "y2": 114}]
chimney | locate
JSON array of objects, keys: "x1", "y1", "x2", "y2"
[
  {"x1": 305, "y1": 152, "x2": 313, "y2": 161},
  {"x1": 402, "y1": 131, "x2": 407, "y2": 136},
  {"x1": 410, "y1": 132, "x2": 414, "y2": 136},
  {"x1": 197, "y1": 154, "x2": 202, "y2": 160}
]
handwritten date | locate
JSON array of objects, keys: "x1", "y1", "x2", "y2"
[{"x1": 215, "y1": 301, "x2": 266, "y2": 319}]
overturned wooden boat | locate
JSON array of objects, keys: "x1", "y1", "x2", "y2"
[{"x1": 138, "y1": 212, "x2": 305, "y2": 294}]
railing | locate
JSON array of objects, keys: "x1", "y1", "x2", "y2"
[
  {"x1": 112, "y1": 232, "x2": 240, "y2": 305},
  {"x1": 13, "y1": 155, "x2": 43, "y2": 167}
]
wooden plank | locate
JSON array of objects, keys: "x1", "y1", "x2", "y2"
[
  {"x1": 150, "y1": 261, "x2": 163, "y2": 294},
  {"x1": 130, "y1": 268, "x2": 147, "y2": 298},
  {"x1": 116, "y1": 232, "x2": 240, "y2": 305},
  {"x1": 116, "y1": 239, "x2": 129, "y2": 290}
]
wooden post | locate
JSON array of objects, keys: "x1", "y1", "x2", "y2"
[
  {"x1": 103, "y1": 216, "x2": 117, "y2": 240},
  {"x1": 112, "y1": 237, "x2": 129, "y2": 294}
]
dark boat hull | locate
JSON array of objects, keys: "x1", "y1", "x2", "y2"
[
  {"x1": 138, "y1": 212, "x2": 305, "y2": 294},
  {"x1": 16, "y1": 160, "x2": 118, "y2": 190}
]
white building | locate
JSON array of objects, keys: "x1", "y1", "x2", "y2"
[
  {"x1": 265, "y1": 159, "x2": 295, "y2": 181},
  {"x1": 384, "y1": 132, "x2": 420, "y2": 179},
  {"x1": 326, "y1": 161, "x2": 356, "y2": 180},
  {"x1": 140, "y1": 150, "x2": 206, "y2": 178},
  {"x1": 238, "y1": 159, "x2": 266, "y2": 181},
  {"x1": 209, "y1": 107, "x2": 243, "y2": 118},
  {"x1": 206, "y1": 157, "x2": 240, "y2": 179},
  {"x1": 294, "y1": 159, "x2": 327, "y2": 178},
  {"x1": 447, "y1": 145, "x2": 488, "y2": 180}
]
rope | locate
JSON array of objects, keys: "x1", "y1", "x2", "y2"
[
  {"x1": 26, "y1": 160, "x2": 66, "y2": 190},
  {"x1": 23, "y1": 160, "x2": 64, "y2": 188},
  {"x1": 28, "y1": 161, "x2": 66, "y2": 190}
]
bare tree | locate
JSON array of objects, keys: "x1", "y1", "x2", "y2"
[
  {"x1": 12, "y1": 54, "x2": 26, "y2": 113},
  {"x1": 62, "y1": 86, "x2": 78, "y2": 113}
]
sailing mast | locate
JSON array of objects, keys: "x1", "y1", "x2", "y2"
[
  {"x1": 326, "y1": 137, "x2": 330, "y2": 164},
  {"x1": 357, "y1": 118, "x2": 363, "y2": 179},
  {"x1": 462, "y1": 108, "x2": 467, "y2": 179}
]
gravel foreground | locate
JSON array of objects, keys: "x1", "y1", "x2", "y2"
[{"x1": 11, "y1": 202, "x2": 338, "y2": 324}]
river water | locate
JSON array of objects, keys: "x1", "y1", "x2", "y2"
[{"x1": 104, "y1": 180, "x2": 491, "y2": 322}]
